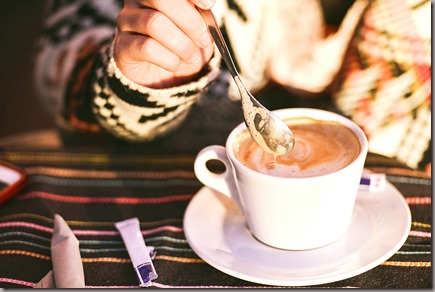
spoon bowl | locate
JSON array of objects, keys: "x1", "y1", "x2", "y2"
[{"x1": 198, "y1": 8, "x2": 295, "y2": 157}]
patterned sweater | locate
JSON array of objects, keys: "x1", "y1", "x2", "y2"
[{"x1": 34, "y1": 0, "x2": 431, "y2": 170}]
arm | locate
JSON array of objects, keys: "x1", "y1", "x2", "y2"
[{"x1": 34, "y1": 0, "x2": 221, "y2": 141}]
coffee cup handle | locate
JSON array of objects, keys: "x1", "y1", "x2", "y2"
[{"x1": 194, "y1": 145, "x2": 242, "y2": 209}]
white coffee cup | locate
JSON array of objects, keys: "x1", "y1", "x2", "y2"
[{"x1": 194, "y1": 108, "x2": 368, "y2": 250}]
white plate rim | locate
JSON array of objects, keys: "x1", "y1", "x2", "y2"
[{"x1": 183, "y1": 181, "x2": 411, "y2": 287}]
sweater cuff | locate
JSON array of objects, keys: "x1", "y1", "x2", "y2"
[{"x1": 92, "y1": 39, "x2": 221, "y2": 141}]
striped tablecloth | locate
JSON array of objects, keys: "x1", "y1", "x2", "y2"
[{"x1": 0, "y1": 128, "x2": 431, "y2": 288}]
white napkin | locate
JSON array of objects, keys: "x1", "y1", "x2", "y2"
[{"x1": 34, "y1": 214, "x2": 85, "y2": 288}]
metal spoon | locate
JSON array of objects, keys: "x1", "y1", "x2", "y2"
[{"x1": 198, "y1": 8, "x2": 295, "y2": 157}]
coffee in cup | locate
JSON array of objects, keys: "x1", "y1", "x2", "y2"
[
  {"x1": 233, "y1": 117, "x2": 361, "y2": 178},
  {"x1": 194, "y1": 108, "x2": 368, "y2": 250}
]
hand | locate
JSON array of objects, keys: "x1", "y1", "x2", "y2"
[{"x1": 115, "y1": 0, "x2": 215, "y2": 88}]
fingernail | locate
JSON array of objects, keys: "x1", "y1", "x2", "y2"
[
  {"x1": 198, "y1": 0, "x2": 213, "y2": 9},
  {"x1": 187, "y1": 50, "x2": 201, "y2": 64},
  {"x1": 198, "y1": 30, "x2": 212, "y2": 47}
]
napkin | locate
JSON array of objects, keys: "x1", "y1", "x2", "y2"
[
  {"x1": 33, "y1": 270, "x2": 55, "y2": 288},
  {"x1": 34, "y1": 214, "x2": 85, "y2": 288}
]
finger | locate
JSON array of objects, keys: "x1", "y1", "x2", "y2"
[
  {"x1": 116, "y1": 32, "x2": 182, "y2": 72},
  {"x1": 138, "y1": 0, "x2": 213, "y2": 48},
  {"x1": 189, "y1": 0, "x2": 215, "y2": 10},
  {"x1": 118, "y1": 8, "x2": 202, "y2": 65}
]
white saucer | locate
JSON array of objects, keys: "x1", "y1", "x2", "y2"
[{"x1": 183, "y1": 181, "x2": 411, "y2": 287}]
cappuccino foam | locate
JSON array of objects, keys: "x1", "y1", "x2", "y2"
[{"x1": 234, "y1": 117, "x2": 360, "y2": 178}]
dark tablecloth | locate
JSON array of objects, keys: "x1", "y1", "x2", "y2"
[{"x1": 0, "y1": 89, "x2": 431, "y2": 288}]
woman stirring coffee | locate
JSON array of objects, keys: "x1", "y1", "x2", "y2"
[{"x1": 33, "y1": 0, "x2": 431, "y2": 174}]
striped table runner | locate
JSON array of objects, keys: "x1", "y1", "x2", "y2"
[{"x1": 0, "y1": 149, "x2": 431, "y2": 288}]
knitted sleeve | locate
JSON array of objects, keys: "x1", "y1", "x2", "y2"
[
  {"x1": 93, "y1": 41, "x2": 221, "y2": 141},
  {"x1": 34, "y1": 0, "x2": 221, "y2": 141}
]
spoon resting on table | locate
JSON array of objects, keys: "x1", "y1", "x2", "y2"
[{"x1": 198, "y1": 8, "x2": 295, "y2": 158}]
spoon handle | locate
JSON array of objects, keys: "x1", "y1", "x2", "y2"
[{"x1": 197, "y1": 8, "x2": 239, "y2": 79}]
